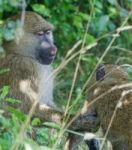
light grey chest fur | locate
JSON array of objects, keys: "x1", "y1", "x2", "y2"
[{"x1": 37, "y1": 64, "x2": 55, "y2": 107}]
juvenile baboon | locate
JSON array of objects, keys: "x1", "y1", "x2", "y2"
[
  {"x1": 0, "y1": 11, "x2": 98, "y2": 131},
  {"x1": 86, "y1": 64, "x2": 132, "y2": 150}
]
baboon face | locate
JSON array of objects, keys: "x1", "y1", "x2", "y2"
[
  {"x1": 34, "y1": 29, "x2": 57, "y2": 65},
  {"x1": 4, "y1": 12, "x2": 57, "y2": 65}
]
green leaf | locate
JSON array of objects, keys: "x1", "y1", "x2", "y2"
[
  {"x1": 0, "y1": 68, "x2": 10, "y2": 75},
  {"x1": 107, "y1": 0, "x2": 117, "y2": 5},
  {"x1": 0, "y1": 86, "x2": 10, "y2": 99},
  {"x1": 7, "y1": 107, "x2": 26, "y2": 121},
  {"x1": 73, "y1": 16, "x2": 83, "y2": 28},
  {"x1": 5, "y1": 98, "x2": 21, "y2": 104},
  {"x1": 31, "y1": 118, "x2": 41, "y2": 126},
  {"x1": 32, "y1": 4, "x2": 51, "y2": 17},
  {"x1": 120, "y1": 8, "x2": 128, "y2": 17},
  {"x1": 98, "y1": 15, "x2": 109, "y2": 32},
  {"x1": 85, "y1": 34, "x2": 96, "y2": 44},
  {"x1": 3, "y1": 20, "x2": 16, "y2": 41},
  {"x1": 43, "y1": 122, "x2": 61, "y2": 130},
  {"x1": 79, "y1": 12, "x2": 89, "y2": 21}
]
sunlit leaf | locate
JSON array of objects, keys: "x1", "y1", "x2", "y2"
[{"x1": 32, "y1": 4, "x2": 51, "y2": 17}]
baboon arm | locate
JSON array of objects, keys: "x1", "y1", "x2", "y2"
[
  {"x1": 35, "y1": 106, "x2": 62, "y2": 123},
  {"x1": 35, "y1": 106, "x2": 99, "y2": 131},
  {"x1": 70, "y1": 112, "x2": 99, "y2": 131}
]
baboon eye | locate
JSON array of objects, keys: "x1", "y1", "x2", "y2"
[
  {"x1": 45, "y1": 30, "x2": 53, "y2": 42},
  {"x1": 37, "y1": 30, "x2": 52, "y2": 36},
  {"x1": 37, "y1": 31, "x2": 44, "y2": 36},
  {"x1": 45, "y1": 30, "x2": 52, "y2": 35}
]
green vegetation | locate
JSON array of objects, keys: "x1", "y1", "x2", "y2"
[{"x1": 0, "y1": 0, "x2": 132, "y2": 149}]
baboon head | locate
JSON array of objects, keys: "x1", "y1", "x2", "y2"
[{"x1": 3, "y1": 11, "x2": 57, "y2": 65}]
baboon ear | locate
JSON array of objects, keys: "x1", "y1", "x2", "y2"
[{"x1": 96, "y1": 64, "x2": 105, "y2": 81}]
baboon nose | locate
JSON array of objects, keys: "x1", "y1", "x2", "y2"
[{"x1": 51, "y1": 47, "x2": 57, "y2": 55}]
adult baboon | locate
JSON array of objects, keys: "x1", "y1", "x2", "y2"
[
  {"x1": 86, "y1": 64, "x2": 132, "y2": 150},
  {"x1": 0, "y1": 11, "x2": 61, "y2": 122}
]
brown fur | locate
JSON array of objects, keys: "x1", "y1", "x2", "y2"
[
  {"x1": 86, "y1": 65, "x2": 132, "y2": 150},
  {"x1": 0, "y1": 11, "x2": 61, "y2": 123}
]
